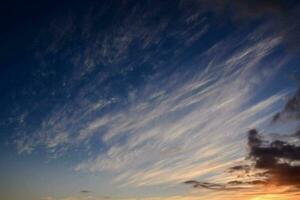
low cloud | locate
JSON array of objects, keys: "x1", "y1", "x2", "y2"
[
  {"x1": 80, "y1": 190, "x2": 92, "y2": 194},
  {"x1": 184, "y1": 83, "x2": 300, "y2": 195}
]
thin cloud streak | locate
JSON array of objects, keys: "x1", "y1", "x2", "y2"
[
  {"x1": 13, "y1": 27, "x2": 287, "y2": 190},
  {"x1": 2, "y1": 1, "x2": 299, "y2": 200},
  {"x1": 74, "y1": 33, "x2": 285, "y2": 187}
]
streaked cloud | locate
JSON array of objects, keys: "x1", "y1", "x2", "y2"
[
  {"x1": 184, "y1": 84, "x2": 300, "y2": 198},
  {"x1": 14, "y1": 25, "x2": 289, "y2": 191},
  {"x1": 5, "y1": 1, "x2": 299, "y2": 200}
]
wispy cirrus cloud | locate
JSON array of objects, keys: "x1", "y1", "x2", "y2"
[
  {"x1": 13, "y1": 31, "x2": 287, "y2": 195},
  {"x1": 2, "y1": 2, "x2": 300, "y2": 200},
  {"x1": 72, "y1": 32, "x2": 286, "y2": 187},
  {"x1": 9, "y1": 1, "x2": 295, "y2": 198}
]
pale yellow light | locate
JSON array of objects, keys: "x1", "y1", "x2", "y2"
[{"x1": 251, "y1": 194, "x2": 286, "y2": 200}]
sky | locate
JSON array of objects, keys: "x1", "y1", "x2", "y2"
[{"x1": 0, "y1": 0, "x2": 300, "y2": 200}]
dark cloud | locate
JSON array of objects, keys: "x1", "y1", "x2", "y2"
[
  {"x1": 184, "y1": 84, "x2": 300, "y2": 192},
  {"x1": 80, "y1": 190, "x2": 92, "y2": 193},
  {"x1": 195, "y1": 0, "x2": 300, "y2": 53},
  {"x1": 183, "y1": 180, "x2": 246, "y2": 190},
  {"x1": 183, "y1": 179, "x2": 266, "y2": 191},
  {"x1": 227, "y1": 165, "x2": 251, "y2": 173},
  {"x1": 273, "y1": 86, "x2": 300, "y2": 122},
  {"x1": 184, "y1": 129, "x2": 300, "y2": 191},
  {"x1": 246, "y1": 129, "x2": 300, "y2": 187},
  {"x1": 200, "y1": 0, "x2": 289, "y2": 17}
]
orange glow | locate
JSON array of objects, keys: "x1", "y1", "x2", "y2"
[{"x1": 250, "y1": 194, "x2": 287, "y2": 200}]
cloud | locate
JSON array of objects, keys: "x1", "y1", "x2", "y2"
[
  {"x1": 74, "y1": 32, "x2": 285, "y2": 187},
  {"x1": 42, "y1": 197, "x2": 56, "y2": 200},
  {"x1": 13, "y1": 26, "x2": 287, "y2": 190},
  {"x1": 184, "y1": 84, "x2": 300, "y2": 197},
  {"x1": 273, "y1": 86, "x2": 300, "y2": 121},
  {"x1": 9, "y1": 1, "x2": 296, "y2": 195},
  {"x1": 183, "y1": 180, "x2": 247, "y2": 190},
  {"x1": 186, "y1": 0, "x2": 300, "y2": 53},
  {"x1": 80, "y1": 190, "x2": 92, "y2": 194},
  {"x1": 247, "y1": 129, "x2": 300, "y2": 186}
]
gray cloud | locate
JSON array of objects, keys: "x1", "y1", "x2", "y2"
[
  {"x1": 80, "y1": 190, "x2": 92, "y2": 194},
  {"x1": 184, "y1": 83, "x2": 300, "y2": 195},
  {"x1": 247, "y1": 129, "x2": 300, "y2": 186},
  {"x1": 183, "y1": 179, "x2": 267, "y2": 191},
  {"x1": 273, "y1": 86, "x2": 300, "y2": 122}
]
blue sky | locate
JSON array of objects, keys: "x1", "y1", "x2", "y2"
[{"x1": 0, "y1": 1, "x2": 300, "y2": 200}]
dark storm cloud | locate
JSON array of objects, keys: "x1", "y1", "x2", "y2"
[{"x1": 184, "y1": 84, "x2": 300, "y2": 191}]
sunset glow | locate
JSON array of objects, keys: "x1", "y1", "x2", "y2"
[
  {"x1": 251, "y1": 195, "x2": 286, "y2": 200},
  {"x1": 1, "y1": 1, "x2": 299, "y2": 200}
]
